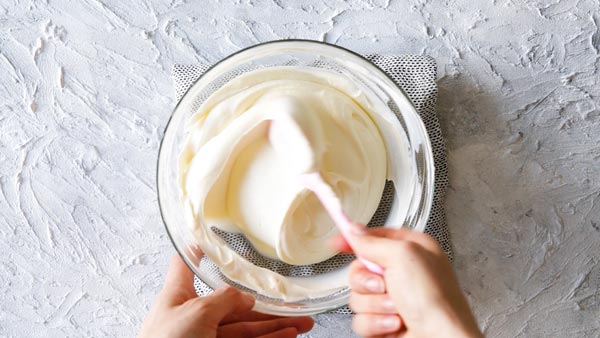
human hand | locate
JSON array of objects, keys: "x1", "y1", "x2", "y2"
[
  {"x1": 138, "y1": 254, "x2": 314, "y2": 338},
  {"x1": 332, "y1": 227, "x2": 482, "y2": 338}
]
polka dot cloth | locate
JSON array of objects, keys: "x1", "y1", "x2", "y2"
[{"x1": 171, "y1": 54, "x2": 450, "y2": 314}]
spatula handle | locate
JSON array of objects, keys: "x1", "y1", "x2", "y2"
[{"x1": 299, "y1": 173, "x2": 385, "y2": 276}]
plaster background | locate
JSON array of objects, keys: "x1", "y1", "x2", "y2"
[{"x1": 0, "y1": 0, "x2": 598, "y2": 337}]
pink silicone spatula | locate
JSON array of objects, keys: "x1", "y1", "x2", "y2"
[{"x1": 268, "y1": 104, "x2": 384, "y2": 275}]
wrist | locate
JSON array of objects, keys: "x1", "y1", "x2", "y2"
[
  {"x1": 427, "y1": 308, "x2": 483, "y2": 338},
  {"x1": 452, "y1": 328, "x2": 484, "y2": 338},
  {"x1": 444, "y1": 320, "x2": 483, "y2": 338},
  {"x1": 431, "y1": 324, "x2": 481, "y2": 338}
]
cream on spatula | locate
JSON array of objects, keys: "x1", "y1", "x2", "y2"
[{"x1": 268, "y1": 96, "x2": 385, "y2": 275}]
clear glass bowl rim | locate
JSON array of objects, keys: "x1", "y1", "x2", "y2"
[{"x1": 157, "y1": 39, "x2": 435, "y2": 316}]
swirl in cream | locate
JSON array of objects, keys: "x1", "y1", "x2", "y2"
[{"x1": 179, "y1": 67, "x2": 390, "y2": 299}]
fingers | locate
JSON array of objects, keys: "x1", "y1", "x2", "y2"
[
  {"x1": 160, "y1": 254, "x2": 202, "y2": 305},
  {"x1": 349, "y1": 260, "x2": 386, "y2": 294},
  {"x1": 218, "y1": 317, "x2": 314, "y2": 338},
  {"x1": 335, "y1": 226, "x2": 444, "y2": 268},
  {"x1": 256, "y1": 327, "x2": 298, "y2": 338},
  {"x1": 352, "y1": 314, "x2": 402, "y2": 337},
  {"x1": 349, "y1": 293, "x2": 398, "y2": 314},
  {"x1": 370, "y1": 329, "x2": 407, "y2": 338},
  {"x1": 222, "y1": 311, "x2": 282, "y2": 325},
  {"x1": 365, "y1": 227, "x2": 444, "y2": 255},
  {"x1": 329, "y1": 234, "x2": 352, "y2": 253},
  {"x1": 190, "y1": 286, "x2": 255, "y2": 323},
  {"x1": 348, "y1": 230, "x2": 426, "y2": 267}
]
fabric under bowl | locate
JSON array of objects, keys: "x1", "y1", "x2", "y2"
[{"x1": 157, "y1": 40, "x2": 434, "y2": 316}]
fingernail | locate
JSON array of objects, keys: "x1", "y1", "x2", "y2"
[
  {"x1": 379, "y1": 316, "x2": 400, "y2": 330},
  {"x1": 382, "y1": 298, "x2": 396, "y2": 311},
  {"x1": 364, "y1": 277, "x2": 385, "y2": 293},
  {"x1": 350, "y1": 223, "x2": 367, "y2": 236}
]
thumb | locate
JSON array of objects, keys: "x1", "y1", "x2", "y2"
[
  {"x1": 161, "y1": 254, "x2": 201, "y2": 305},
  {"x1": 192, "y1": 286, "x2": 255, "y2": 323}
]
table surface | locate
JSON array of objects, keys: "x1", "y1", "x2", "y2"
[{"x1": 1, "y1": 1, "x2": 599, "y2": 337}]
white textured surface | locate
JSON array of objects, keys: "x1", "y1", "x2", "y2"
[{"x1": 1, "y1": 1, "x2": 599, "y2": 337}]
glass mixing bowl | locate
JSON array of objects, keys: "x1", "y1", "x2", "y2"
[{"x1": 157, "y1": 40, "x2": 434, "y2": 316}]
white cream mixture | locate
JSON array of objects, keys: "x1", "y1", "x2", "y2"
[{"x1": 179, "y1": 67, "x2": 408, "y2": 300}]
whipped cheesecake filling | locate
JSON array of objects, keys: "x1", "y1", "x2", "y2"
[{"x1": 178, "y1": 67, "x2": 405, "y2": 300}]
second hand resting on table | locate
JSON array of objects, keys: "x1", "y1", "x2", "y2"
[{"x1": 138, "y1": 227, "x2": 483, "y2": 338}]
